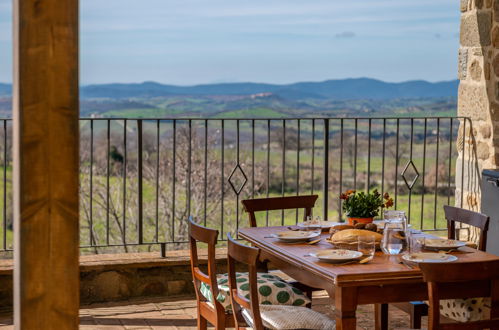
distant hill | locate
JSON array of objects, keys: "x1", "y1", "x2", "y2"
[
  {"x1": 0, "y1": 78, "x2": 459, "y2": 100},
  {"x1": 77, "y1": 78, "x2": 458, "y2": 100},
  {"x1": 0, "y1": 84, "x2": 11, "y2": 96}
]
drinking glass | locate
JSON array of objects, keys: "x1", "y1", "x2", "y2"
[
  {"x1": 381, "y1": 222, "x2": 408, "y2": 255},
  {"x1": 358, "y1": 235, "x2": 376, "y2": 261},
  {"x1": 408, "y1": 235, "x2": 425, "y2": 254}
]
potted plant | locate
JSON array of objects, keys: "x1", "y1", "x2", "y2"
[{"x1": 340, "y1": 189, "x2": 394, "y2": 225}]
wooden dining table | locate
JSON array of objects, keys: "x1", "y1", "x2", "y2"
[{"x1": 239, "y1": 226, "x2": 499, "y2": 330}]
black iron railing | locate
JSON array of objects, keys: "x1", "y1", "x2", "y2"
[{"x1": 0, "y1": 117, "x2": 477, "y2": 255}]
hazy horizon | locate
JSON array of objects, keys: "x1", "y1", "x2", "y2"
[{"x1": 0, "y1": 0, "x2": 460, "y2": 85}]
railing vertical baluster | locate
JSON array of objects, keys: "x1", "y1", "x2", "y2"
[
  {"x1": 296, "y1": 119, "x2": 300, "y2": 223},
  {"x1": 339, "y1": 119, "x2": 344, "y2": 221},
  {"x1": 2, "y1": 120, "x2": 6, "y2": 250},
  {"x1": 137, "y1": 120, "x2": 143, "y2": 244},
  {"x1": 106, "y1": 120, "x2": 110, "y2": 245},
  {"x1": 266, "y1": 120, "x2": 270, "y2": 226},
  {"x1": 204, "y1": 119, "x2": 208, "y2": 226},
  {"x1": 281, "y1": 120, "x2": 286, "y2": 224},
  {"x1": 171, "y1": 120, "x2": 176, "y2": 242},
  {"x1": 90, "y1": 120, "x2": 94, "y2": 246},
  {"x1": 447, "y1": 119, "x2": 453, "y2": 205},
  {"x1": 123, "y1": 119, "x2": 127, "y2": 244},
  {"x1": 433, "y1": 119, "x2": 440, "y2": 229},
  {"x1": 323, "y1": 119, "x2": 329, "y2": 220},
  {"x1": 408, "y1": 119, "x2": 414, "y2": 224},
  {"x1": 381, "y1": 119, "x2": 386, "y2": 203},
  {"x1": 187, "y1": 120, "x2": 192, "y2": 219},
  {"x1": 367, "y1": 118, "x2": 371, "y2": 191},
  {"x1": 311, "y1": 119, "x2": 315, "y2": 196},
  {"x1": 236, "y1": 120, "x2": 240, "y2": 236},
  {"x1": 221, "y1": 120, "x2": 225, "y2": 237},
  {"x1": 354, "y1": 119, "x2": 358, "y2": 190},
  {"x1": 156, "y1": 120, "x2": 160, "y2": 242},
  {"x1": 252, "y1": 119, "x2": 255, "y2": 199},
  {"x1": 420, "y1": 119, "x2": 428, "y2": 230},
  {"x1": 394, "y1": 119, "x2": 400, "y2": 208}
]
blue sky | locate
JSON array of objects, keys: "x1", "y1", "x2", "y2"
[{"x1": 0, "y1": 0, "x2": 459, "y2": 85}]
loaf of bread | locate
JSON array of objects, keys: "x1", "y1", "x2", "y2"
[{"x1": 330, "y1": 229, "x2": 383, "y2": 243}]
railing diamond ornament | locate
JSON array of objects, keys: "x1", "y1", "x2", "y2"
[
  {"x1": 401, "y1": 160, "x2": 420, "y2": 190},
  {"x1": 228, "y1": 164, "x2": 248, "y2": 195}
]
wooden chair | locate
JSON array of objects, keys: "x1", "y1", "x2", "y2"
[
  {"x1": 241, "y1": 195, "x2": 318, "y2": 228},
  {"x1": 227, "y1": 234, "x2": 335, "y2": 330},
  {"x1": 241, "y1": 195, "x2": 320, "y2": 301},
  {"x1": 189, "y1": 218, "x2": 236, "y2": 330},
  {"x1": 420, "y1": 260, "x2": 499, "y2": 330},
  {"x1": 383, "y1": 206, "x2": 491, "y2": 329}
]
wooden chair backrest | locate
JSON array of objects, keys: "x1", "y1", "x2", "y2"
[
  {"x1": 188, "y1": 218, "x2": 224, "y2": 313},
  {"x1": 242, "y1": 195, "x2": 318, "y2": 227},
  {"x1": 227, "y1": 234, "x2": 264, "y2": 330},
  {"x1": 420, "y1": 260, "x2": 499, "y2": 330},
  {"x1": 443, "y1": 205, "x2": 490, "y2": 251}
]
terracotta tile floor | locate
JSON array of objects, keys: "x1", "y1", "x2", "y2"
[{"x1": 0, "y1": 291, "x2": 420, "y2": 329}]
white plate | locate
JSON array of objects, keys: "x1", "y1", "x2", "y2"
[
  {"x1": 402, "y1": 252, "x2": 458, "y2": 263},
  {"x1": 310, "y1": 249, "x2": 363, "y2": 263},
  {"x1": 297, "y1": 221, "x2": 340, "y2": 229},
  {"x1": 271, "y1": 231, "x2": 321, "y2": 242},
  {"x1": 424, "y1": 239, "x2": 466, "y2": 251}
]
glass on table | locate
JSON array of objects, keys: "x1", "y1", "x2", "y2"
[
  {"x1": 358, "y1": 235, "x2": 376, "y2": 261},
  {"x1": 408, "y1": 234, "x2": 425, "y2": 254},
  {"x1": 381, "y1": 221, "x2": 408, "y2": 255}
]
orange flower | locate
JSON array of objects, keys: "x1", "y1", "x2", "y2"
[
  {"x1": 345, "y1": 189, "x2": 356, "y2": 195},
  {"x1": 384, "y1": 198, "x2": 394, "y2": 208},
  {"x1": 340, "y1": 193, "x2": 348, "y2": 200},
  {"x1": 383, "y1": 192, "x2": 390, "y2": 200}
]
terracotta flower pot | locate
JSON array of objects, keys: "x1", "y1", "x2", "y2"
[{"x1": 347, "y1": 216, "x2": 374, "y2": 225}]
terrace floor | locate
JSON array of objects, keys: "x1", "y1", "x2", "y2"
[{"x1": 0, "y1": 291, "x2": 416, "y2": 329}]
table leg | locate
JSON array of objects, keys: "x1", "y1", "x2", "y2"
[
  {"x1": 374, "y1": 303, "x2": 388, "y2": 330},
  {"x1": 331, "y1": 287, "x2": 358, "y2": 330}
]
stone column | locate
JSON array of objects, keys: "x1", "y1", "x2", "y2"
[
  {"x1": 13, "y1": 0, "x2": 80, "y2": 328},
  {"x1": 456, "y1": 0, "x2": 499, "y2": 212}
]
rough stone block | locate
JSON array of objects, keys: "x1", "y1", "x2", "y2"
[
  {"x1": 495, "y1": 0, "x2": 499, "y2": 21},
  {"x1": 477, "y1": 141, "x2": 490, "y2": 159},
  {"x1": 493, "y1": 54, "x2": 499, "y2": 77},
  {"x1": 461, "y1": 0, "x2": 469, "y2": 11},
  {"x1": 460, "y1": 11, "x2": 492, "y2": 47},
  {"x1": 168, "y1": 280, "x2": 188, "y2": 296},
  {"x1": 458, "y1": 83, "x2": 489, "y2": 120},
  {"x1": 486, "y1": 0, "x2": 492, "y2": 8},
  {"x1": 479, "y1": 122, "x2": 492, "y2": 138},
  {"x1": 458, "y1": 48, "x2": 469, "y2": 80},
  {"x1": 475, "y1": 0, "x2": 484, "y2": 8},
  {"x1": 492, "y1": 26, "x2": 499, "y2": 47},
  {"x1": 470, "y1": 59, "x2": 483, "y2": 80}
]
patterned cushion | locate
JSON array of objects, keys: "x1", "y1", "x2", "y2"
[
  {"x1": 242, "y1": 305, "x2": 336, "y2": 330},
  {"x1": 439, "y1": 297, "x2": 491, "y2": 322},
  {"x1": 199, "y1": 272, "x2": 311, "y2": 310}
]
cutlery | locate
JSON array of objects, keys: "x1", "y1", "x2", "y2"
[
  {"x1": 338, "y1": 257, "x2": 371, "y2": 265},
  {"x1": 287, "y1": 226, "x2": 299, "y2": 231},
  {"x1": 399, "y1": 261, "x2": 414, "y2": 269},
  {"x1": 437, "y1": 249, "x2": 473, "y2": 254},
  {"x1": 307, "y1": 239, "x2": 321, "y2": 245}
]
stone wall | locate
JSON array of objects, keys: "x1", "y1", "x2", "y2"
[
  {"x1": 0, "y1": 250, "x2": 228, "y2": 311},
  {"x1": 457, "y1": 0, "x2": 499, "y2": 213}
]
